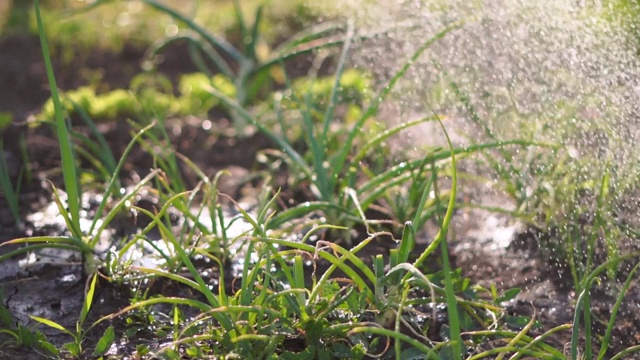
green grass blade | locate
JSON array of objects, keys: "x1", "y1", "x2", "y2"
[
  {"x1": 142, "y1": 0, "x2": 244, "y2": 63},
  {"x1": 353, "y1": 115, "x2": 441, "y2": 163},
  {"x1": 148, "y1": 33, "x2": 234, "y2": 78},
  {"x1": 583, "y1": 292, "x2": 592, "y2": 360},
  {"x1": 91, "y1": 167, "x2": 159, "y2": 247},
  {"x1": 249, "y1": 5, "x2": 264, "y2": 61},
  {"x1": 19, "y1": 132, "x2": 31, "y2": 184},
  {"x1": 0, "y1": 243, "x2": 84, "y2": 263},
  {"x1": 597, "y1": 261, "x2": 640, "y2": 359},
  {"x1": 79, "y1": 273, "x2": 98, "y2": 325},
  {"x1": 30, "y1": 316, "x2": 73, "y2": 337},
  {"x1": 293, "y1": 255, "x2": 306, "y2": 310},
  {"x1": 570, "y1": 251, "x2": 640, "y2": 359},
  {"x1": 232, "y1": 0, "x2": 249, "y2": 55},
  {"x1": 272, "y1": 22, "x2": 344, "y2": 54},
  {"x1": 507, "y1": 324, "x2": 572, "y2": 360},
  {"x1": 331, "y1": 22, "x2": 462, "y2": 177},
  {"x1": 358, "y1": 140, "x2": 539, "y2": 195},
  {"x1": 496, "y1": 311, "x2": 537, "y2": 360},
  {"x1": 348, "y1": 325, "x2": 438, "y2": 359},
  {"x1": 411, "y1": 126, "x2": 458, "y2": 270},
  {"x1": 398, "y1": 222, "x2": 415, "y2": 264},
  {"x1": 412, "y1": 168, "x2": 437, "y2": 231},
  {"x1": 435, "y1": 120, "x2": 462, "y2": 360},
  {"x1": 131, "y1": 266, "x2": 201, "y2": 291},
  {"x1": 35, "y1": 0, "x2": 81, "y2": 237},
  {"x1": 70, "y1": 100, "x2": 117, "y2": 174},
  {"x1": 266, "y1": 201, "x2": 358, "y2": 231},
  {"x1": 301, "y1": 84, "x2": 330, "y2": 199},
  {"x1": 321, "y1": 20, "x2": 354, "y2": 141},
  {"x1": 610, "y1": 346, "x2": 640, "y2": 360},
  {"x1": 95, "y1": 297, "x2": 213, "y2": 327},
  {"x1": 204, "y1": 85, "x2": 311, "y2": 177}
]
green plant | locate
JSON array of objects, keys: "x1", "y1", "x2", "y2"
[
  {"x1": 28, "y1": 274, "x2": 115, "y2": 358},
  {"x1": 437, "y1": 58, "x2": 631, "y2": 280},
  {"x1": 37, "y1": 73, "x2": 236, "y2": 124},
  {"x1": 206, "y1": 21, "x2": 537, "y2": 250},
  {"x1": 570, "y1": 252, "x2": 640, "y2": 360},
  {"x1": 139, "y1": 0, "x2": 350, "y2": 136},
  {"x1": 0, "y1": 290, "x2": 55, "y2": 354},
  {"x1": 436, "y1": 52, "x2": 640, "y2": 360},
  {"x1": 206, "y1": 23, "x2": 451, "y2": 231},
  {"x1": 0, "y1": 0, "x2": 170, "y2": 289},
  {"x1": 89, "y1": 180, "x2": 486, "y2": 358}
]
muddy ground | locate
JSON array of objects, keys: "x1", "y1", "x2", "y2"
[{"x1": 1, "y1": 33, "x2": 640, "y2": 358}]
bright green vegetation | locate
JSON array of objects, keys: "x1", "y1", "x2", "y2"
[
  {"x1": 1, "y1": 1, "x2": 640, "y2": 359},
  {"x1": 37, "y1": 73, "x2": 236, "y2": 122}
]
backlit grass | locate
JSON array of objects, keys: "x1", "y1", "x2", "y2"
[{"x1": 1, "y1": 1, "x2": 640, "y2": 359}]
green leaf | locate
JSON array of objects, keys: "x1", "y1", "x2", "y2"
[
  {"x1": 185, "y1": 344, "x2": 203, "y2": 357},
  {"x1": 80, "y1": 273, "x2": 99, "y2": 325},
  {"x1": 159, "y1": 348, "x2": 182, "y2": 360},
  {"x1": 398, "y1": 221, "x2": 415, "y2": 264},
  {"x1": 506, "y1": 315, "x2": 539, "y2": 330},
  {"x1": 63, "y1": 341, "x2": 81, "y2": 356},
  {"x1": 93, "y1": 326, "x2": 115, "y2": 356},
  {"x1": 136, "y1": 344, "x2": 150, "y2": 356},
  {"x1": 35, "y1": 332, "x2": 59, "y2": 356},
  {"x1": 0, "y1": 298, "x2": 13, "y2": 327},
  {"x1": 30, "y1": 315, "x2": 72, "y2": 336},
  {"x1": 0, "y1": 111, "x2": 12, "y2": 130},
  {"x1": 34, "y1": 0, "x2": 82, "y2": 237},
  {"x1": 17, "y1": 325, "x2": 37, "y2": 347},
  {"x1": 496, "y1": 288, "x2": 521, "y2": 303}
]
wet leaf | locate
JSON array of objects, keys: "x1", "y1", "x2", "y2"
[
  {"x1": 506, "y1": 315, "x2": 540, "y2": 330},
  {"x1": 0, "y1": 112, "x2": 12, "y2": 130},
  {"x1": 136, "y1": 344, "x2": 150, "y2": 356},
  {"x1": 186, "y1": 345, "x2": 202, "y2": 357},
  {"x1": 159, "y1": 348, "x2": 181, "y2": 360},
  {"x1": 459, "y1": 308, "x2": 475, "y2": 331},
  {"x1": 16, "y1": 325, "x2": 37, "y2": 347},
  {"x1": 93, "y1": 325, "x2": 115, "y2": 356},
  {"x1": 439, "y1": 323, "x2": 450, "y2": 341},
  {"x1": 80, "y1": 273, "x2": 99, "y2": 325},
  {"x1": 30, "y1": 315, "x2": 72, "y2": 336},
  {"x1": 497, "y1": 288, "x2": 521, "y2": 303},
  {"x1": 63, "y1": 341, "x2": 81, "y2": 356},
  {"x1": 36, "y1": 336, "x2": 58, "y2": 356},
  {"x1": 0, "y1": 301, "x2": 12, "y2": 327}
]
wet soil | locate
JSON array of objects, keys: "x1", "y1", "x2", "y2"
[{"x1": 2, "y1": 33, "x2": 640, "y2": 358}]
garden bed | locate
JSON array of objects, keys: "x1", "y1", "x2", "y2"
[{"x1": 2, "y1": 1, "x2": 640, "y2": 359}]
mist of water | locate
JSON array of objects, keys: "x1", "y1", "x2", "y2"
[
  {"x1": 320, "y1": 1, "x2": 639, "y2": 209},
  {"x1": 302, "y1": 0, "x2": 640, "y2": 256}
]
